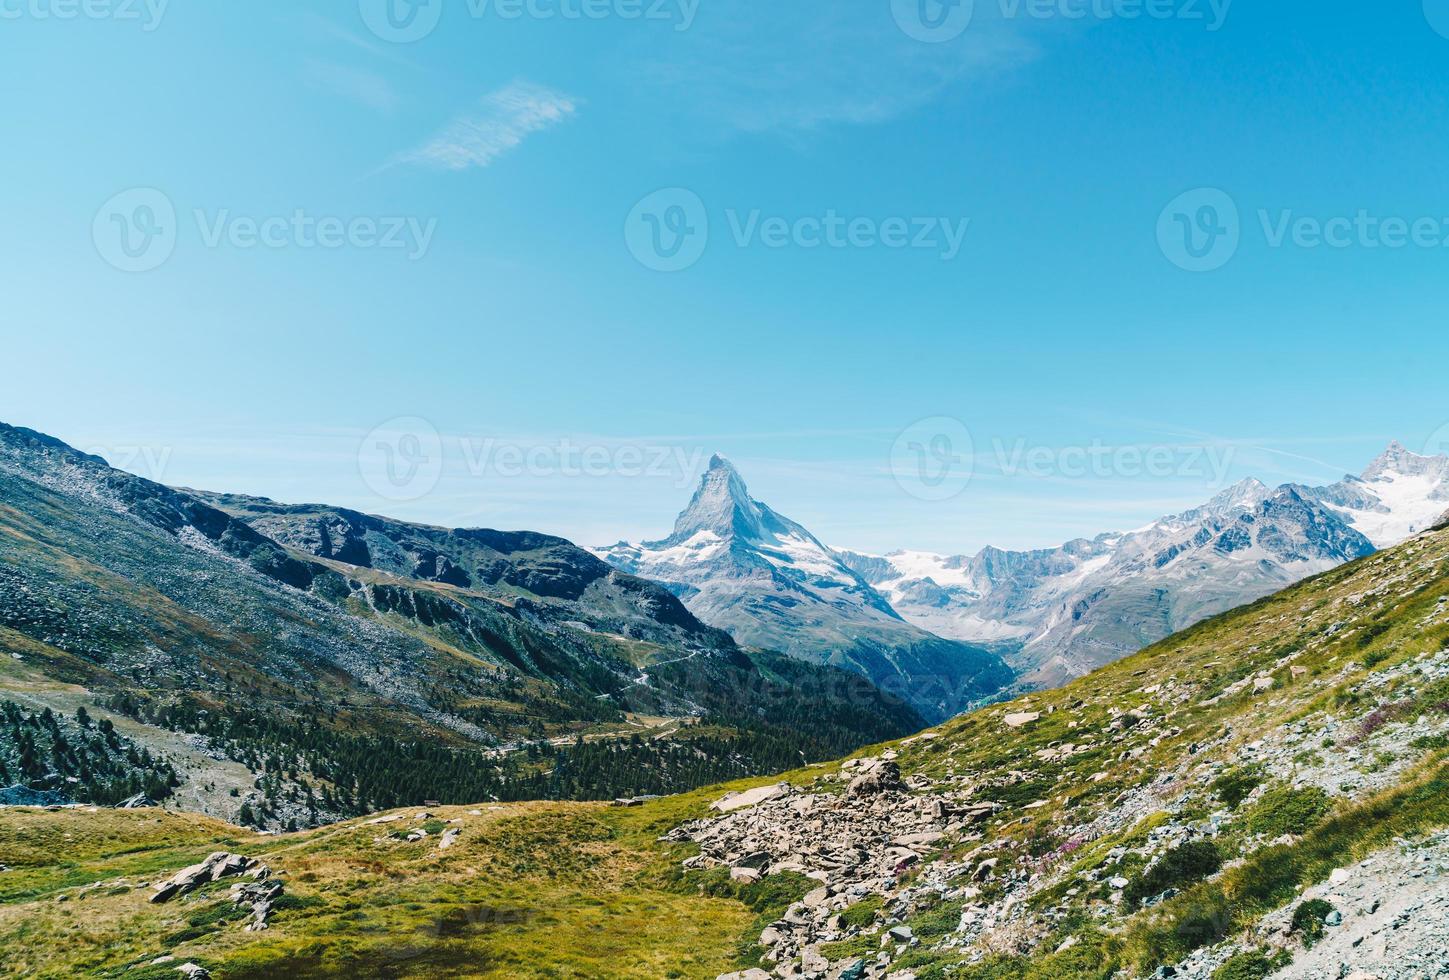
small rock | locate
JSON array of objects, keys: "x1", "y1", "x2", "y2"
[
  {"x1": 847, "y1": 761, "x2": 902, "y2": 797},
  {"x1": 801, "y1": 946, "x2": 829, "y2": 972},
  {"x1": 711, "y1": 783, "x2": 790, "y2": 813}
]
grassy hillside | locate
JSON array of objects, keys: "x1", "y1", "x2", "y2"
[
  {"x1": 0, "y1": 795, "x2": 760, "y2": 979},
  {"x1": 3, "y1": 523, "x2": 1447, "y2": 978}
]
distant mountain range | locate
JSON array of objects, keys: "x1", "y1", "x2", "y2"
[
  {"x1": 596, "y1": 456, "x2": 1012, "y2": 722},
  {"x1": 0, "y1": 423, "x2": 922, "y2": 826},
  {"x1": 5, "y1": 417, "x2": 1442, "y2": 832},
  {"x1": 838, "y1": 442, "x2": 1449, "y2": 687},
  {"x1": 596, "y1": 444, "x2": 1447, "y2": 700}
]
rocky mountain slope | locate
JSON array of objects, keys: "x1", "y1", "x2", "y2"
[
  {"x1": 187, "y1": 490, "x2": 732, "y2": 655},
  {"x1": 843, "y1": 443, "x2": 1448, "y2": 689},
  {"x1": 0, "y1": 423, "x2": 923, "y2": 829},
  {"x1": 598, "y1": 456, "x2": 1013, "y2": 722},
  {"x1": 4, "y1": 497, "x2": 1446, "y2": 978}
]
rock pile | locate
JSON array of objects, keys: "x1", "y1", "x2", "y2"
[
  {"x1": 150, "y1": 852, "x2": 259, "y2": 904},
  {"x1": 150, "y1": 852, "x2": 283, "y2": 931},
  {"x1": 230, "y1": 875, "x2": 284, "y2": 932},
  {"x1": 665, "y1": 756, "x2": 1002, "y2": 974}
]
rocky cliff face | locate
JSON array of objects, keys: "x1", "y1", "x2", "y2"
[{"x1": 190, "y1": 491, "x2": 734, "y2": 654}]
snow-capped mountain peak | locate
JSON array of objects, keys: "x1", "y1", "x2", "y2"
[
  {"x1": 1207, "y1": 476, "x2": 1272, "y2": 513},
  {"x1": 1305, "y1": 442, "x2": 1449, "y2": 548},
  {"x1": 1155, "y1": 477, "x2": 1273, "y2": 530},
  {"x1": 1362, "y1": 440, "x2": 1421, "y2": 480},
  {"x1": 667, "y1": 454, "x2": 766, "y2": 544},
  {"x1": 596, "y1": 458, "x2": 1013, "y2": 721}
]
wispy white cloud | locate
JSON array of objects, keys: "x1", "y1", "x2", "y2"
[
  {"x1": 400, "y1": 81, "x2": 578, "y2": 171},
  {"x1": 304, "y1": 60, "x2": 401, "y2": 113}
]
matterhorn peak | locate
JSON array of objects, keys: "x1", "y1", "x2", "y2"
[{"x1": 667, "y1": 453, "x2": 765, "y2": 544}]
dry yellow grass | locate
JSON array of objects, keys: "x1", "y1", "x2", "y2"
[{"x1": 0, "y1": 791, "x2": 762, "y2": 979}]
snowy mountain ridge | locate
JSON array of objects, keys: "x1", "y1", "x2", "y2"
[{"x1": 841, "y1": 442, "x2": 1449, "y2": 687}]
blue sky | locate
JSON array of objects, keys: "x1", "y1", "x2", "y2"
[{"x1": 2, "y1": 0, "x2": 1447, "y2": 555}]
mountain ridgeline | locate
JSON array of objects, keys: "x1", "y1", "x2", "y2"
[
  {"x1": 839, "y1": 442, "x2": 1449, "y2": 688},
  {"x1": 0, "y1": 424, "x2": 923, "y2": 828},
  {"x1": 598, "y1": 456, "x2": 1014, "y2": 722}
]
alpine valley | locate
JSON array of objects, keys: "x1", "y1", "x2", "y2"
[
  {"x1": 4, "y1": 420, "x2": 1446, "y2": 844},
  {"x1": 4, "y1": 449, "x2": 1449, "y2": 980},
  {"x1": 0, "y1": 423, "x2": 924, "y2": 829}
]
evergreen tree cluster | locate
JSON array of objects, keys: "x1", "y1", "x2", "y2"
[
  {"x1": 99, "y1": 671, "x2": 920, "y2": 829},
  {"x1": 0, "y1": 700, "x2": 178, "y2": 805}
]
